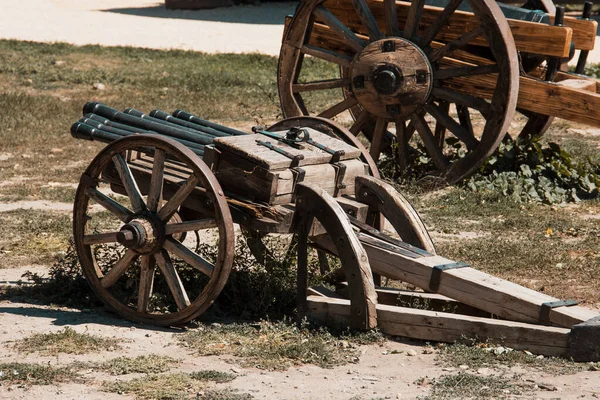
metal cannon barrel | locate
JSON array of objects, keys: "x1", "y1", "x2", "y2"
[
  {"x1": 71, "y1": 121, "x2": 204, "y2": 157},
  {"x1": 149, "y1": 109, "x2": 231, "y2": 138},
  {"x1": 172, "y1": 110, "x2": 246, "y2": 136},
  {"x1": 83, "y1": 103, "x2": 218, "y2": 146}
]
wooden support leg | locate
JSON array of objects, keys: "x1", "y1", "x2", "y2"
[{"x1": 296, "y1": 183, "x2": 378, "y2": 330}]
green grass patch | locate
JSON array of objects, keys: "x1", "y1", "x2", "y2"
[
  {"x1": 0, "y1": 362, "x2": 77, "y2": 385},
  {"x1": 177, "y1": 320, "x2": 383, "y2": 370},
  {"x1": 13, "y1": 326, "x2": 120, "y2": 355},
  {"x1": 90, "y1": 355, "x2": 180, "y2": 375},
  {"x1": 425, "y1": 373, "x2": 528, "y2": 400},
  {"x1": 102, "y1": 370, "x2": 239, "y2": 400},
  {"x1": 438, "y1": 343, "x2": 583, "y2": 375}
]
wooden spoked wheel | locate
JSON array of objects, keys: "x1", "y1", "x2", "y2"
[
  {"x1": 73, "y1": 134, "x2": 234, "y2": 326},
  {"x1": 267, "y1": 115, "x2": 380, "y2": 178},
  {"x1": 279, "y1": 0, "x2": 519, "y2": 183}
]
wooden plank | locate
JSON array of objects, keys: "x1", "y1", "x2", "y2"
[
  {"x1": 321, "y1": 0, "x2": 573, "y2": 58},
  {"x1": 552, "y1": 15, "x2": 597, "y2": 51},
  {"x1": 354, "y1": 238, "x2": 599, "y2": 328},
  {"x1": 214, "y1": 128, "x2": 362, "y2": 170},
  {"x1": 307, "y1": 296, "x2": 570, "y2": 357}
]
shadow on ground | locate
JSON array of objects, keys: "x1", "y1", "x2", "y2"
[{"x1": 101, "y1": 2, "x2": 296, "y2": 25}]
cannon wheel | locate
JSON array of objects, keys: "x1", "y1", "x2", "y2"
[
  {"x1": 267, "y1": 115, "x2": 380, "y2": 178},
  {"x1": 73, "y1": 134, "x2": 234, "y2": 326},
  {"x1": 279, "y1": 0, "x2": 519, "y2": 183}
]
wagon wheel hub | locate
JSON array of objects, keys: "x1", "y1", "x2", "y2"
[
  {"x1": 117, "y1": 215, "x2": 164, "y2": 254},
  {"x1": 350, "y1": 38, "x2": 433, "y2": 119}
]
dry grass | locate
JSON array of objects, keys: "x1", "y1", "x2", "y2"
[{"x1": 13, "y1": 326, "x2": 120, "y2": 355}]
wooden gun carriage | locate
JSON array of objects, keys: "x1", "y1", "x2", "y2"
[
  {"x1": 71, "y1": 103, "x2": 600, "y2": 361},
  {"x1": 279, "y1": 0, "x2": 600, "y2": 182}
]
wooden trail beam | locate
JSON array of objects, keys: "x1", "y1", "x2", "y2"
[
  {"x1": 307, "y1": 296, "x2": 571, "y2": 357},
  {"x1": 551, "y1": 14, "x2": 597, "y2": 51},
  {"x1": 310, "y1": 229, "x2": 598, "y2": 329},
  {"x1": 321, "y1": 0, "x2": 573, "y2": 58}
]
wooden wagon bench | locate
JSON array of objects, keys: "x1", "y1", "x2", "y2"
[{"x1": 70, "y1": 102, "x2": 600, "y2": 361}]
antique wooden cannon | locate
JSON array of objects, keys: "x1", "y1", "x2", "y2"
[
  {"x1": 278, "y1": 0, "x2": 600, "y2": 182},
  {"x1": 71, "y1": 103, "x2": 600, "y2": 361}
]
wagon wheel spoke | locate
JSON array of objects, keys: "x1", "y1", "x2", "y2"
[
  {"x1": 158, "y1": 174, "x2": 200, "y2": 222},
  {"x1": 351, "y1": 0, "x2": 383, "y2": 40},
  {"x1": 301, "y1": 45, "x2": 353, "y2": 67},
  {"x1": 411, "y1": 113, "x2": 449, "y2": 171},
  {"x1": 86, "y1": 187, "x2": 133, "y2": 223},
  {"x1": 146, "y1": 148, "x2": 165, "y2": 212},
  {"x1": 424, "y1": 103, "x2": 479, "y2": 150},
  {"x1": 318, "y1": 96, "x2": 359, "y2": 119},
  {"x1": 456, "y1": 104, "x2": 475, "y2": 139},
  {"x1": 434, "y1": 64, "x2": 499, "y2": 80},
  {"x1": 421, "y1": 0, "x2": 464, "y2": 47},
  {"x1": 154, "y1": 249, "x2": 190, "y2": 311},
  {"x1": 370, "y1": 118, "x2": 388, "y2": 160},
  {"x1": 101, "y1": 249, "x2": 139, "y2": 288},
  {"x1": 293, "y1": 78, "x2": 351, "y2": 93},
  {"x1": 163, "y1": 237, "x2": 214, "y2": 277},
  {"x1": 82, "y1": 232, "x2": 119, "y2": 245},
  {"x1": 137, "y1": 255, "x2": 155, "y2": 313},
  {"x1": 383, "y1": 0, "x2": 401, "y2": 36},
  {"x1": 314, "y1": 5, "x2": 366, "y2": 53},
  {"x1": 395, "y1": 119, "x2": 409, "y2": 172},
  {"x1": 403, "y1": 0, "x2": 426, "y2": 41},
  {"x1": 349, "y1": 110, "x2": 371, "y2": 135},
  {"x1": 433, "y1": 101, "x2": 449, "y2": 147},
  {"x1": 429, "y1": 26, "x2": 485, "y2": 62},
  {"x1": 165, "y1": 219, "x2": 217, "y2": 235},
  {"x1": 112, "y1": 154, "x2": 146, "y2": 213},
  {"x1": 431, "y1": 87, "x2": 491, "y2": 119}
]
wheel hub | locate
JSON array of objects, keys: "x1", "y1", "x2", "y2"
[
  {"x1": 117, "y1": 214, "x2": 165, "y2": 254},
  {"x1": 350, "y1": 38, "x2": 433, "y2": 119}
]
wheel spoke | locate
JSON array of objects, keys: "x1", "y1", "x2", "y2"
[
  {"x1": 370, "y1": 117, "x2": 388, "y2": 160},
  {"x1": 456, "y1": 104, "x2": 475, "y2": 140},
  {"x1": 112, "y1": 154, "x2": 146, "y2": 213},
  {"x1": 158, "y1": 174, "x2": 200, "y2": 222},
  {"x1": 383, "y1": 0, "x2": 401, "y2": 36},
  {"x1": 433, "y1": 101, "x2": 449, "y2": 147},
  {"x1": 403, "y1": 0, "x2": 426, "y2": 41},
  {"x1": 154, "y1": 250, "x2": 191, "y2": 311},
  {"x1": 431, "y1": 87, "x2": 491, "y2": 119},
  {"x1": 349, "y1": 110, "x2": 370, "y2": 135},
  {"x1": 82, "y1": 232, "x2": 119, "y2": 245},
  {"x1": 147, "y1": 148, "x2": 165, "y2": 213},
  {"x1": 163, "y1": 237, "x2": 214, "y2": 277},
  {"x1": 424, "y1": 103, "x2": 479, "y2": 150},
  {"x1": 293, "y1": 78, "x2": 351, "y2": 93},
  {"x1": 434, "y1": 64, "x2": 499, "y2": 80},
  {"x1": 351, "y1": 0, "x2": 383, "y2": 40},
  {"x1": 317, "y1": 96, "x2": 359, "y2": 119},
  {"x1": 137, "y1": 255, "x2": 155, "y2": 313},
  {"x1": 314, "y1": 5, "x2": 366, "y2": 53},
  {"x1": 429, "y1": 26, "x2": 484, "y2": 62},
  {"x1": 395, "y1": 119, "x2": 409, "y2": 172},
  {"x1": 101, "y1": 249, "x2": 139, "y2": 288},
  {"x1": 421, "y1": 0, "x2": 463, "y2": 47},
  {"x1": 411, "y1": 113, "x2": 449, "y2": 171},
  {"x1": 301, "y1": 45, "x2": 353, "y2": 67},
  {"x1": 165, "y1": 219, "x2": 217, "y2": 235},
  {"x1": 86, "y1": 187, "x2": 133, "y2": 223}
]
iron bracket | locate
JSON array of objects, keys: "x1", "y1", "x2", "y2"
[{"x1": 429, "y1": 262, "x2": 470, "y2": 292}]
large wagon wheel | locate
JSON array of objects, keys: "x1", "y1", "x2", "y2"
[
  {"x1": 279, "y1": 0, "x2": 519, "y2": 183},
  {"x1": 73, "y1": 134, "x2": 234, "y2": 326}
]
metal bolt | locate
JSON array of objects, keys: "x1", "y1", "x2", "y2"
[
  {"x1": 353, "y1": 75, "x2": 365, "y2": 89},
  {"x1": 382, "y1": 40, "x2": 395, "y2": 53},
  {"x1": 386, "y1": 104, "x2": 401, "y2": 115}
]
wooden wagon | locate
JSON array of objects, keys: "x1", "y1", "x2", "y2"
[
  {"x1": 71, "y1": 103, "x2": 600, "y2": 361},
  {"x1": 278, "y1": 0, "x2": 600, "y2": 182}
]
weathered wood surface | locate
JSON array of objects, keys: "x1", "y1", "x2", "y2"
[
  {"x1": 321, "y1": 0, "x2": 573, "y2": 57},
  {"x1": 214, "y1": 128, "x2": 362, "y2": 169},
  {"x1": 307, "y1": 296, "x2": 571, "y2": 357},
  {"x1": 553, "y1": 14, "x2": 597, "y2": 51}
]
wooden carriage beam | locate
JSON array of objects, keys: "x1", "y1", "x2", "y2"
[{"x1": 321, "y1": 0, "x2": 573, "y2": 57}]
